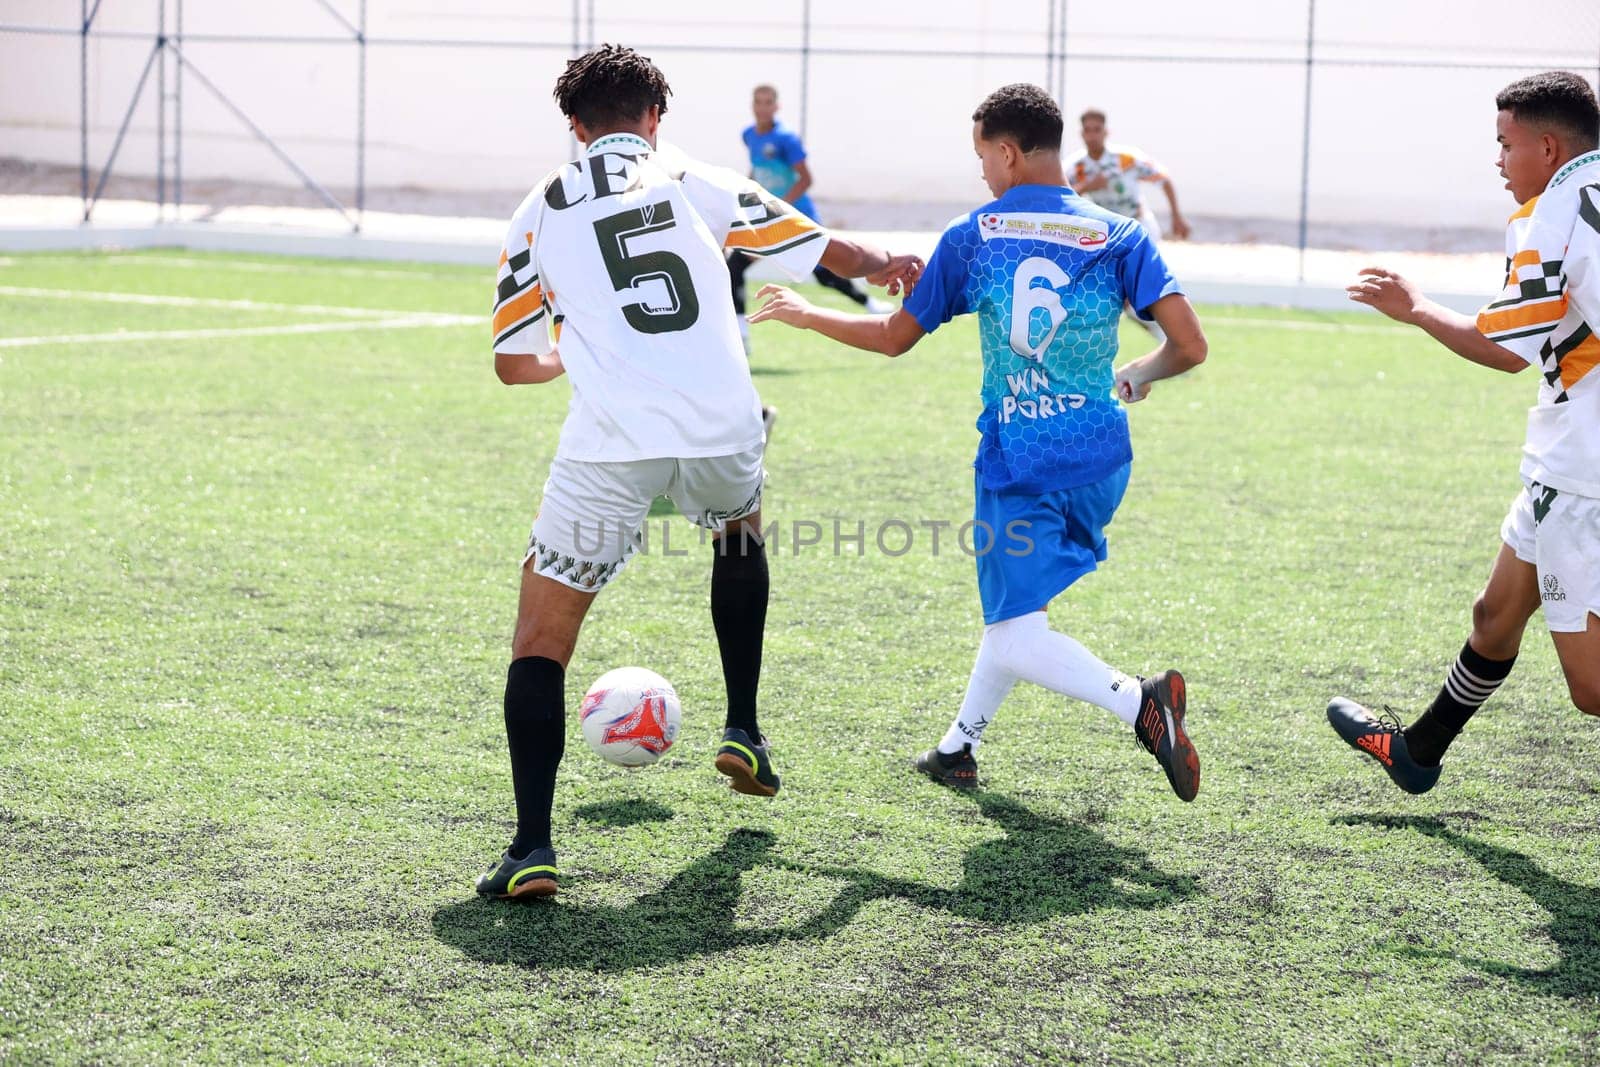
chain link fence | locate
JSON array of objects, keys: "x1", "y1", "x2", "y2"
[{"x1": 3, "y1": 1, "x2": 1599, "y2": 261}]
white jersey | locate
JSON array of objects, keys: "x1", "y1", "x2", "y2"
[
  {"x1": 1476, "y1": 150, "x2": 1600, "y2": 499},
  {"x1": 493, "y1": 132, "x2": 828, "y2": 462},
  {"x1": 1067, "y1": 142, "x2": 1168, "y2": 222}
]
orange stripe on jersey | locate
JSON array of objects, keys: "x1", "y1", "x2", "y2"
[
  {"x1": 1560, "y1": 330, "x2": 1600, "y2": 390},
  {"x1": 1507, "y1": 196, "x2": 1539, "y2": 223},
  {"x1": 724, "y1": 215, "x2": 820, "y2": 251},
  {"x1": 498, "y1": 249, "x2": 508, "y2": 267},
  {"x1": 1118, "y1": 153, "x2": 1135, "y2": 169},
  {"x1": 1509, "y1": 249, "x2": 1543, "y2": 272},
  {"x1": 492, "y1": 286, "x2": 543, "y2": 336},
  {"x1": 1477, "y1": 296, "x2": 1567, "y2": 336}
]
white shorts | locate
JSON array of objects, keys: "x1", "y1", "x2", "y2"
[
  {"x1": 523, "y1": 449, "x2": 764, "y2": 592},
  {"x1": 1500, "y1": 481, "x2": 1600, "y2": 633}
]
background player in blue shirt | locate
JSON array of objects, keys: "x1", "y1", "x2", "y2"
[
  {"x1": 730, "y1": 84, "x2": 889, "y2": 355},
  {"x1": 750, "y1": 83, "x2": 1210, "y2": 800}
]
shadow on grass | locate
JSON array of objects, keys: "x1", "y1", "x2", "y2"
[
  {"x1": 1335, "y1": 814, "x2": 1600, "y2": 999},
  {"x1": 433, "y1": 791, "x2": 1198, "y2": 971},
  {"x1": 573, "y1": 799, "x2": 674, "y2": 828}
]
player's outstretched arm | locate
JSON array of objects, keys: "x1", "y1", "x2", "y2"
[
  {"x1": 750, "y1": 284, "x2": 927, "y2": 356},
  {"x1": 495, "y1": 350, "x2": 566, "y2": 385},
  {"x1": 817, "y1": 236, "x2": 924, "y2": 296},
  {"x1": 1347, "y1": 267, "x2": 1527, "y2": 374},
  {"x1": 1160, "y1": 178, "x2": 1191, "y2": 240},
  {"x1": 1114, "y1": 293, "x2": 1207, "y2": 402}
]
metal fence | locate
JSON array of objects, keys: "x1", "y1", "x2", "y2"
[{"x1": 4, "y1": 1, "x2": 1600, "y2": 270}]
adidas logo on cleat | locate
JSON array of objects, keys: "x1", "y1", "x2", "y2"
[{"x1": 1355, "y1": 732, "x2": 1393, "y2": 766}]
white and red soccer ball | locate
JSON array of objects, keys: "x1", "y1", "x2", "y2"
[{"x1": 579, "y1": 667, "x2": 682, "y2": 767}]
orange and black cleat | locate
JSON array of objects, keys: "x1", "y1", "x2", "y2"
[
  {"x1": 1136, "y1": 670, "x2": 1201, "y2": 802},
  {"x1": 913, "y1": 743, "x2": 980, "y2": 790},
  {"x1": 1326, "y1": 697, "x2": 1442, "y2": 795}
]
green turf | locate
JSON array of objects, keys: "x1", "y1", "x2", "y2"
[{"x1": 1, "y1": 250, "x2": 1596, "y2": 1064}]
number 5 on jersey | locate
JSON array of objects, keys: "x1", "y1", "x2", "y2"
[{"x1": 593, "y1": 200, "x2": 701, "y2": 334}]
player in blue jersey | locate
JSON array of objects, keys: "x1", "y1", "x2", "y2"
[
  {"x1": 750, "y1": 84, "x2": 1210, "y2": 799},
  {"x1": 730, "y1": 85, "x2": 889, "y2": 355}
]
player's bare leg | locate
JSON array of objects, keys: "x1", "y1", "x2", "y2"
[
  {"x1": 477, "y1": 570, "x2": 597, "y2": 900},
  {"x1": 711, "y1": 510, "x2": 780, "y2": 796},
  {"x1": 1466, "y1": 543, "x2": 1542, "y2": 661},
  {"x1": 1551, "y1": 612, "x2": 1600, "y2": 717},
  {"x1": 1329, "y1": 542, "x2": 1540, "y2": 792}
]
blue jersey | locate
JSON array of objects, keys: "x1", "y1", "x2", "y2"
[
  {"x1": 903, "y1": 184, "x2": 1181, "y2": 494},
  {"x1": 742, "y1": 121, "x2": 818, "y2": 221}
]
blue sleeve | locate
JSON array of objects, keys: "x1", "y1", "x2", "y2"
[
  {"x1": 779, "y1": 130, "x2": 808, "y2": 165},
  {"x1": 902, "y1": 225, "x2": 973, "y2": 334},
  {"x1": 1115, "y1": 223, "x2": 1182, "y2": 320}
]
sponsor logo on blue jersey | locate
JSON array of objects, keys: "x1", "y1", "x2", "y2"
[{"x1": 903, "y1": 184, "x2": 1181, "y2": 493}]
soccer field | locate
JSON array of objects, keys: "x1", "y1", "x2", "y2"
[{"x1": 2, "y1": 250, "x2": 1596, "y2": 1064}]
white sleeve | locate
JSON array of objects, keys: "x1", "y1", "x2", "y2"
[
  {"x1": 492, "y1": 210, "x2": 553, "y2": 356},
  {"x1": 681, "y1": 164, "x2": 828, "y2": 280},
  {"x1": 1475, "y1": 199, "x2": 1566, "y2": 365}
]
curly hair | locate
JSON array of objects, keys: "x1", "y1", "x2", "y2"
[
  {"x1": 972, "y1": 83, "x2": 1062, "y2": 154},
  {"x1": 553, "y1": 44, "x2": 672, "y2": 129},
  {"x1": 1496, "y1": 71, "x2": 1599, "y2": 151}
]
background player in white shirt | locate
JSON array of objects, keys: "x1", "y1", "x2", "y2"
[
  {"x1": 1327, "y1": 71, "x2": 1600, "y2": 794},
  {"x1": 475, "y1": 44, "x2": 921, "y2": 899},
  {"x1": 1068, "y1": 109, "x2": 1191, "y2": 241}
]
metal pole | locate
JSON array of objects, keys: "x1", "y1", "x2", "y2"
[
  {"x1": 1045, "y1": 0, "x2": 1056, "y2": 101},
  {"x1": 174, "y1": 0, "x2": 182, "y2": 215},
  {"x1": 568, "y1": 0, "x2": 580, "y2": 156},
  {"x1": 1296, "y1": 0, "x2": 1315, "y2": 284},
  {"x1": 356, "y1": 0, "x2": 367, "y2": 233},
  {"x1": 799, "y1": 0, "x2": 811, "y2": 139},
  {"x1": 156, "y1": 0, "x2": 166, "y2": 220},
  {"x1": 1058, "y1": 0, "x2": 1068, "y2": 105},
  {"x1": 80, "y1": 0, "x2": 89, "y2": 219},
  {"x1": 169, "y1": 43, "x2": 356, "y2": 225},
  {"x1": 86, "y1": 41, "x2": 163, "y2": 218}
]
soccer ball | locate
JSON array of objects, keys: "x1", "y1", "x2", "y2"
[{"x1": 579, "y1": 667, "x2": 682, "y2": 767}]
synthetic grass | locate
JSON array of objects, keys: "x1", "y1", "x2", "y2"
[{"x1": 1, "y1": 250, "x2": 1596, "y2": 1064}]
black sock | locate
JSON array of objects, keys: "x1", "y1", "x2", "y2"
[
  {"x1": 1404, "y1": 640, "x2": 1516, "y2": 766},
  {"x1": 712, "y1": 528, "x2": 768, "y2": 738},
  {"x1": 728, "y1": 252, "x2": 751, "y2": 315},
  {"x1": 503, "y1": 656, "x2": 565, "y2": 857},
  {"x1": 812, "y1": 265, "x2": 869, "y2": 305}
]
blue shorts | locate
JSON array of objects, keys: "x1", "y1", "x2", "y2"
[{"x1": 972, "y1": 463, "x2": 1131, "y2": 624}]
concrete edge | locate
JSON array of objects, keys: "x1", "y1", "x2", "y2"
[{"x1": 0, "y1": 222, "x2": 1488, "y2": 315}]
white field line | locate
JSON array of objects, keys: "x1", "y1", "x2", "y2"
[
  {"x1": 1203, "y1": 314, "x2": 1409, "y2": 335},
  {"x1": 94, "y1": 253, "x2": 475, "y2": 280},
  {"x1": 0, "y1": 316, "x2": 477, "y2": 349},
  {"x1": 0, "y1": 253, "x2": 475, "y2": 280},
  {"x1": 0, "y1": 284, "x2": 467, "y2": 322}
]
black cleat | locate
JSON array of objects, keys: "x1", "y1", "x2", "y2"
[
  {"x1": 913, "y1": 743, "x2": 980, "y2": 790},
  {"x1": 1327, "y1": 697, "x2": 1442, "y2": 795},
  {"x1": 715, "y1": 728, "x2": 781, "y2": 796},
  {"x1": 1135, "y1": 670, "x2": 1200, "y2": 802},
  {"x1": 474, "y1": 845, "x2": 558, "y2": 900}
]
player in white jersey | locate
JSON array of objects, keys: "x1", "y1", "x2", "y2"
[
  {"x1": 1326, "y1": 71, "x2": 1600, "y2": 795},
  {"x1": 475, "y1": 45, "x2": 922, "y2": 899},
  {"x1": 1067, "y1": 109, "x2": 1190, "y2": 241}
]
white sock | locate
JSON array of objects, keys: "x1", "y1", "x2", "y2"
[
  {"x1": 985, "y1": 612, "x2": 1141, "y2": 725},
  {"x1": 939, "y1": 640, "x2": 1016, "y2": 755}
]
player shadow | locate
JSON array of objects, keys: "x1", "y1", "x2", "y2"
[
  {"x1": 432, "y1": 792, "x2": 1197, "y2": 972},
  {"x1": 1334, "y1": 814, "x2": 1600, "y2": 999},
  {"x1": 781, "y1": 791, "x2": 1198, "y2": 930}
]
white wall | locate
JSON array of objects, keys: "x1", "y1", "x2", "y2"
[{"x1": 3, "y1": 0, "x2": 1598, "y2": 230}]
